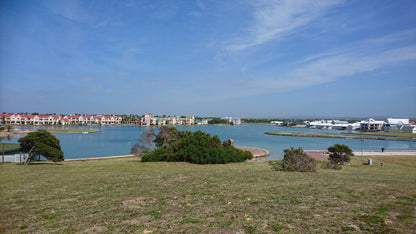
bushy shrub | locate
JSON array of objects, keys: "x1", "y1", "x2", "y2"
[
  {"x1": 270, "y1": 147, "x2": 316, "y2": 172},
  {"x1": 328, "y1": 144, "x2": 354, "y2": 164},
  {"x1": 141, "y1": 128, "x2": 253, "y2": 164}
]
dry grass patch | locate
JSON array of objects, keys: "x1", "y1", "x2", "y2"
[{"x1": 1, "y1": 156, "x2": 415, "y2": 233}]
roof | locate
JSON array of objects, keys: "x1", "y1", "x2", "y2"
[
  {"x1": 20, "y1": 115, "x2": 35, "y2": 118},
  {"x1": 38, "y1": 115, "x2": 51, "y2": 118},
  {"x1": 387, "y1": 118, "x2": 409, "y2": 125}
]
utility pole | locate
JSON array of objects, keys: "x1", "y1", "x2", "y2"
[{"x1": 361, "y1": 137, "x2": 365, "y2": 165}]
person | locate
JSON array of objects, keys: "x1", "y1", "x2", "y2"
[{"x1": 381, "y1": 147, "x2": 385, "y2": 152}]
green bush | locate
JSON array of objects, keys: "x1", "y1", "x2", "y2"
[
  {"x1": 270, "y1": 147, "x2": 316, "y2": 172},
  {"x1": 141, "y1": 128, "x2": 253, "y2": 164},
  {"x1": 328, "y1": 144, "x2": 354, "y2": 164}
]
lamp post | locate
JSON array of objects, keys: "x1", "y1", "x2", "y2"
[{"x1": 361, "y1": 137, "x2": 365, "y2": 164}]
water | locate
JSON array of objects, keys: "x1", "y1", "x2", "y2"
[{"x1": 4, "y1": 125, "x2": 416, "y2": 160}]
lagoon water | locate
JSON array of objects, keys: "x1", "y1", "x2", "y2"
[{"x1": 6, "y1": 125, "x2": 416, "y2": 160}]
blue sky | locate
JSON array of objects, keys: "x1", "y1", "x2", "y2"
[{"x1": 1, "y1": 0, "x2": 415, "y2": 118}]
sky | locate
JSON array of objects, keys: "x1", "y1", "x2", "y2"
[{"x1": 0, "y1": 0, "x2": 415, "y2": 118}]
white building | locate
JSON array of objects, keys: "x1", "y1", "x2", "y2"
[
  {"x1": 360, "y1": 118, "x2": 385, "y2": 131},
  {"x1": 384, "y1": 118, "x2": 415, "y2": 133},
  {"x1": 270, "y1": 121, "x2": 283, "y2": 126}
]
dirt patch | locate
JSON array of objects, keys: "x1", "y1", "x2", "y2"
[
  {"x1": 123, "y1": 197, "x2": 147, "y2": 209},
  {"x1": 84, "y1": 225, "x2": 108, "y2": 233}
]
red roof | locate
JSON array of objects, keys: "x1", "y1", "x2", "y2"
[
  {"x1": 38, "y1": 115, "x2": 51, "y2": 118},
  {"x1": 0, "y1": 114, "x2": 13, "y2": 117},
  {"x1": 20, "y1": 115, "x2": 35, "y2": 118}
]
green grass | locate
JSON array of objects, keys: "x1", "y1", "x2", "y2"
[
  {"x1": 1, "y1": 156, "x2": 415, "y2": 233},
  {"x1": 0, "y1": 143, "x2": 20, "y2": 151},
  {"x1": 45, "y1": 128, "x2": 99, "y2": 133}
]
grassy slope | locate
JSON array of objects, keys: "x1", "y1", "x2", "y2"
[
  {"x1": 1, "y1": 156, "x2": 415, "y2": 233},
  {"x1": 0, "y1": 143, "x2": 20, "y2": 151}
]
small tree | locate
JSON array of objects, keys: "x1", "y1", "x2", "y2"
[
  {"x1": 328, "y1": 144, "x2": 353, "y2": 164},
  {"x1": 18, "y1": 129, "x2": 64, "y2": 164},
  {"x1": 130, "y1": 128, "x2": 155, "y2": 155},
  {"x1": 270, "y1": 147, "x2": 316, "y2": 172}
]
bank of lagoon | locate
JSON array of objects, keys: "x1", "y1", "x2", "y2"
[{"x1": 3, "y1": 125, "x2": 416, "y2": 160}]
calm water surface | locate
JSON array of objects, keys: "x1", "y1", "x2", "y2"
[{"x1": 6, "y1": 125, "x2": 416, "y2": 160}]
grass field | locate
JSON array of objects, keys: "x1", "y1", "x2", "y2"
[
  {"x1": 45, "y1": 129, "x2": 99, "y2": 133},
  {"x1": 1, "y1": 156, "x2": 415, "y2": 233},
  {"x1": 0, "y1": 143, "x2": 20, "y2": 151}
]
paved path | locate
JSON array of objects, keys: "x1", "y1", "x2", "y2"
[
  {"x1": 305, "y1": 150, "x2": 416, "y2": 159},
  {"x1": 235, "y1": 146, "x2": 270, "y2": 158}
]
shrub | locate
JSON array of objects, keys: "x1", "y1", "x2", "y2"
[
  {"x1": 328, "y1": 144, "x2": 354, "y2": 164},
  {"x1": 270, "y1": 147, "x2": 316, "y2": 172},
  {"x1": 141, "y1": 128, "x2": 253, "y2": 164}
]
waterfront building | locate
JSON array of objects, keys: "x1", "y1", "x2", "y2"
[
  {"x1": 384, "y1": 118, "x2": 416, "y2": 133},
  {"x1": 139, "y1": 114, "x2": 199, "y2": 126},
  {"x1": 221, "y1": 117, "x2": 241, "y2": 125},
  {"x1": 359, "y1": 118, "x2": 385, "y2": 131},
  {"x1": 1, "y1": 113, "x2": 121, "y2": 126}
]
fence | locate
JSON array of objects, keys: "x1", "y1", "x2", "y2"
[{"x1": 1, "y1": 153, "x2": 28, "y2": 163}]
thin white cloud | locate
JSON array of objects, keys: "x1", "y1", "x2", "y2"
[
  {"x1": 207, "y1": 31, "x2": 416, "y2": 101},
  {"x1": 262, "y1": 45, "x2": 416, "y2": 92},
  {"x1": 225, "y1": 0, "x2": 343, "y2": 52}
]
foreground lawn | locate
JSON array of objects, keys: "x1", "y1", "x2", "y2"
[{"x1": 1, "y1": 156, "x2": 415, "y2": 233}]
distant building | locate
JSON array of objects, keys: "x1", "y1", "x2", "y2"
[
  {"x1": 360, "y1": 118, "x2": 385, "y2": 131},
  {"x1": 221, "y1": 117, "x2": 241, "y2": 125},
  {"x1": 384, "y1": 118, "x2": 416, "y2": 133},
  {"x1": 139, "y1": 114, "x2": 200, "y2": 126},
  {"x1": 270, "y1": 121, "x2": 283, "y2": 126},
  {"x1": 0, "y1": 113, "x2": 121, "y2": 126}
]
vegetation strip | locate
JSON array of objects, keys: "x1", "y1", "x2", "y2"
[
  {"x1": 0, "y1": 143, "x2": 20, "y2": 153},
  {"x1": 45, "y1": 129, "x2": 99, "y2": 133},
  {"x1": 264, "y1": 132, "x2": 416, "y2": 141}
]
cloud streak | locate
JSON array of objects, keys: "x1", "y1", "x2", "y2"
[{"x1": 225, "y1": 0, "x2": 343, "y2": 52}]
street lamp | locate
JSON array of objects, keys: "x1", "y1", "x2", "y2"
[{"x1": 361, "y1": 137, "x2": 365, "y2": 164}]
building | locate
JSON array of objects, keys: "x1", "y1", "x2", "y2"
[
  {"x1": 1, "y1": 113, "x2": 121, "y2": 126},
  {"x1": 140, "y1": 114, "x2": 200, "y2": 126},
  {"x1": 359, "y1": 118, "x2": 385, "y2": 131},
  {"x1": 221, "y1": 117, "x2": 241, "y2": 125},
  {"x1": 384, "y1": 118, "x2": 416, "y2": 133}
]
